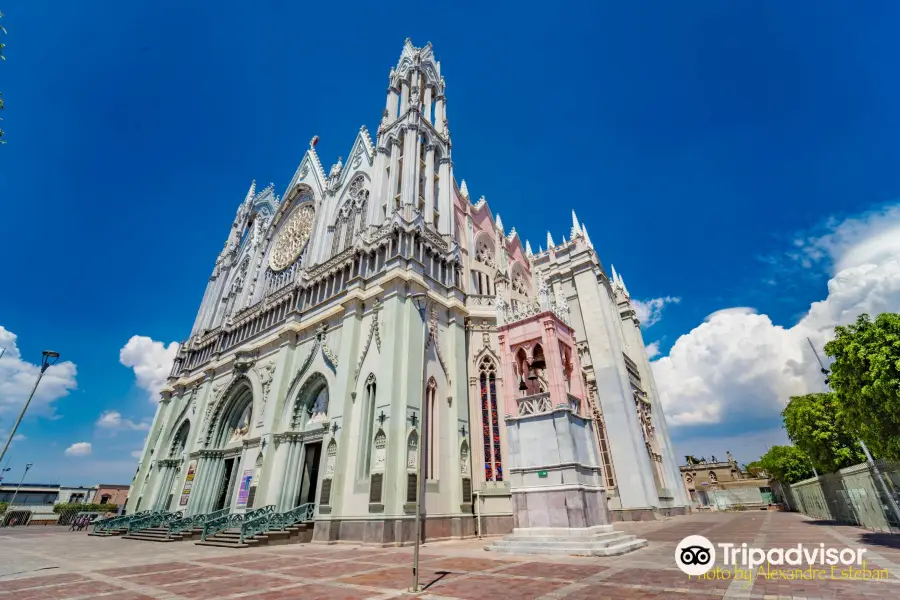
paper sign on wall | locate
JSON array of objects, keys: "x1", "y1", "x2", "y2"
[
  {"x1": 236, "y1": 470, "x2": 254, "y2": 506},
  {"x1": 180, "y1": 461, "x2": 198, "y2": 506}
]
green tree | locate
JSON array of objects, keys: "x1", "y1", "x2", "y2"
[
  {"x1": 826, "y1": 312, "x2": 900, "y2": 459},
  {"x1": 758, "y1": 445, "x2": 815, "y2": 484},
  {"x1": 782, "y1": 392, "x2": 866, "y2": 473},
  {"x1": 744, "y1": 460, "x2": 765, "y2": 477}
]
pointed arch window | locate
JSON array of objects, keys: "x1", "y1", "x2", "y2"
[
  {"x1": 358, "y1": 374, "x2": 377, "y2": 479},
  {"x1": 425, "y1": 377, "x2": 438, "y2": 480},
  {"x1": 331, "y1": 176, "x2": 369, "y2": 256},
  {"x1": 478, "y1": 357, "x2": 503, "y2": 481}
]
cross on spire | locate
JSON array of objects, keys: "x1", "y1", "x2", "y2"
[
  {"x1": 377, "y1": 411, "x2": 389, "y2": 426},
  {"x1": 409, "y1": 412, "x2": 419, "y2": 428},
  {"x1": 459, "y1": 424, "x2": 468, "y2": 437}
]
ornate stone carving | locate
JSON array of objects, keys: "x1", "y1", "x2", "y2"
[
  {"x1": 254, "y1": 361, "x2": 277, "y2": 427},
  {"x1": 269, "y1": 203, "x2": 315, "y2": 272},
  {"x1": 516, "y1": 392, "x2": 552, "y2": 416},
  {"x1": 425, "y1": 306, "x2": 449, "y2": 384},
  {"x1": 355, "y1": 299, "x2": 382, "y2": 380},
  {"x1": 406, "y1": 431, "x2": 418, "y2": 469},
  {"x1": 351, "y1": 143, "x2": 365, "y2": 168},
  {"x1": 326, "y1": 439, "x2": 337, "y2": 476},
  {"x1": 373, "y1": 430, "x2": 387, "y2": 472}
]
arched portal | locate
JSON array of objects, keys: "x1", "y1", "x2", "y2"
[
  {"x1": 279, "y1": 373, "x2": 329, "y2": 511},
  {"x1": 203, "y1": 378, "x2": 254, "y2": 513}
]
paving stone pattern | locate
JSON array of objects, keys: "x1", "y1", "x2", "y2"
[{"x1": 0, "y1": 512, "x2": 898, "y2": 599}]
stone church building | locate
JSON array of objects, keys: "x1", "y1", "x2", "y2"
[{"x1": 126, "y1": 40, "x2": 688, "y2": 545}]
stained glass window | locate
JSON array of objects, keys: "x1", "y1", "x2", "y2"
[
  {"x1": 479, "y1": 357, "x2": 503, "y2": 482},
  {"x1": 480, "y1": 372, "x2": 493, "y2": 481}
]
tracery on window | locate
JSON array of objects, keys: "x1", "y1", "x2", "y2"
[
  {"x1": 332, "y1": 175, "x2": 370, "y2": 255},
  {"x1": 475, "y1": 238, "x2": 495, "y2": 267},
  {"x1": 478, "y1": 356, "x2": 503, "y2": 481}
]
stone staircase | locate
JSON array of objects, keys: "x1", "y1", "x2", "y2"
[
  {"x1": 88, "y1": 527, "x2": 128, "y2": 538},
  {"x1": 122, "y1": 526, "x2": 202, "y2": 543},
  {"x1": 487, "y1": 526, "x2": 648, "y2": 557},
  {"x1": 195, "y1": 523, "x2": 312, "y2": 549}
]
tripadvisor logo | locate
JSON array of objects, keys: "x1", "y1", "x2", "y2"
[
  {"x1": 675, "y1": 535, "x2": 870, "y2": 576},
  {"x1": 675, "y1": 535, "x2": 716, "y2": 576}
]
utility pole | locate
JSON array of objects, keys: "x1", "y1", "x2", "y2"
[
  {"x1": 408, "y1": 292, "x2": 429, "y2": 593},
  {"x1": 0, "y1": 351, "x2": 59, "y2": 467},
  {"x1": 3, "y1": 463, "x2": 33, "y2": 527},
  {"x1": 806, "y1": 338, "x2": 900, "y2": 527}
]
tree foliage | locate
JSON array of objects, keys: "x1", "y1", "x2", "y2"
[
  {"x1": 757, "y1": 445, "x2": 815, "y2": 484},
  {"x1": 782, "y1": 392, "x2": 866, "y2": 473},
  {"x1": 744, "y1": 460, "x2": 766, "y2": 477},
  {"x1": 52, "y1": 502, "x2": 119, "y2": 514},
  {"x1": 825, "y1": 312, "x2": 900, "y2": 460}
]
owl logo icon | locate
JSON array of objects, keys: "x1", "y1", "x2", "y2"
[{"x1": 675, "y1": 535, "x2": 716, "y2": 576}]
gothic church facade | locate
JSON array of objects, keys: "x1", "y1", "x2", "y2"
[{"x1": 127, "y1": 40, "x2": 688, "y2": 544}]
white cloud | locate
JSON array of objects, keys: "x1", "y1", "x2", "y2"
[
  {"x1": 12, "y1": 434, "x2": 26, "y2": 442},
  {"x1": 633, "y1": 296, "x2": 681, "y2": 327},
  {"x1": 130, "y1": 450, "x2": 143, "y2": 459},
  {"x1": 646, "y1": 341, "x2": 661, "y2": 360},
  {"x1": 96, "y1": 410, "x2": 150, "y2": 432},
  {"x1": 0, "y1": 327, "x2": 78, "y2": 418},
  {"x1": 119, "y1": 336, "x2": 179, "y2": 401},
  {"x1": 654, "y1": 203, "x2": 900, "y2": 430},
  {"x1": 64, "y1": 442, "x2": 92, "y2": 457}
]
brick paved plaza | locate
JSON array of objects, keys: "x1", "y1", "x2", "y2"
[{"x1": 0, "y1": 512, "x2": 898, "y2": 599}]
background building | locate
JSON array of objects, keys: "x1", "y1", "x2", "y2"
[
  {"x1": 680, "y1": 452, "x2": 775, "y2": 510},
  {"x1": 127, "y1": 40, "x2": 687, "y2": 544}
]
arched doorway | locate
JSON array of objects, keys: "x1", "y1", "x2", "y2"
[
  {"x1": 154, "y1": 420, "x2": 191, "y2": 511},
  {"x1": 276, "y1": 373, "x2": 329, "y2": 510},
  {"x1": 195, "y1": 378, "x2": 254, "y2": 514}
]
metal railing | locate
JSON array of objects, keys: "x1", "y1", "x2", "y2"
[
  {"x1": 92, "y1": 510, "x2": 152, "y2": 534},
  {"x1": 240, "y1": 503, "x2": 315, "y2": 543},
  {"x1": 167, "y1": 508, "x2": 229, "y2": 538},
  {"x1": 126, "y1": 510, "x2": 183, "y2": 534}
]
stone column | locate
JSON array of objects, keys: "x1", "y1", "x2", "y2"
[
  {"x1": 400, "y1": 80, "x2": 409, "y2": 114},
  {"x1": 424, "y1": 145, "x2": 436, "y2": 225},
  {"x1": 387, "y1": 139, "x2": 401, "y2": 213},
  {"x1": 437, "y1": 157, "x2": 452, "y2": 235},
  {"x1": 401, "y1": 125, "x2": 418, "y2": 208},
  {"x1": 423, "y1": 86, "x2": 433, "y2": 123},
  {"x1": 434, "y1": 97, "x2": 445, "y2": 134},
  {"x1": 268, "y1": 437, "x2": 290, "y2": 510}
]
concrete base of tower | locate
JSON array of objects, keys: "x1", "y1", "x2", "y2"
[
  {"x1": 609, "y1": 505, "x2": 691, "y2": 522},
  {"x1": 311, "y1": 515, "x2": 477, "y2": 546}
]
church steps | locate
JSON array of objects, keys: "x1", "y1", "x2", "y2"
[
  {"x1": 487, "y1": 530, "x2": 648, "y2": 557},
  {"x1": 122, "y1": 526, "x2": 195, "y2": 542}
]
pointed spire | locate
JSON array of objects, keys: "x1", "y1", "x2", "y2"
[
  {"x1": 538, "y1": 245, "x2": 544, "y2": 254},
  {"x1": 582, "y1": 224, "x2": 593, "y2": 249},
  {"x1": 460, "y1": 179, "x2": 469, "y2": 199},
  {"x1": 562, "y1": 235, "x2": 567, "y2": 244},
  {"x1": 245, "y1": 180, "x2": 257, "y2": 203},
  {"x1": 495, "y1": 213, "x2": 504, "y2": 233},
  {"x1": 547, "y1": 232, "x2": 555, "y2": 249},
  {"x1": 611, "y1": 264, "x2": 621, "y2": 288},
  {"x1": 620, "y1": 274, "x2": 630, "y2": 297},
  {"x1": 571, "y1": 210, "x2": 581, "y2": 238},
  {"x1": 525, "y1": 240, "x2": 533, "y2": 256}
]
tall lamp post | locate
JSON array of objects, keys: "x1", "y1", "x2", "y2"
[
  {"x1": 3, "y1": 463, "x2": 33, "y2": 527},
  {"x1": 408, "y1": 292, "x2": 429, "y2": 593},
  {"x1": 0, "y1": 351, "x2": 60, "y2": 467}
]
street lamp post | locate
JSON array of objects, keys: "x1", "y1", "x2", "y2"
[
  {"x1": 0, "y1": 351, "x2": 60, "y2": 467},
  {"x1": 3, "y1": 463, "x2": 33, "y2": 527},
  {"x1": 408, "y1": 292, "x2": 429, "y2": 593}
]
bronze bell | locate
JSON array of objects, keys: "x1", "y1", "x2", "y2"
[
  {"x1": 527, "y1": 367, "x2": 538, "y2": 381},
  {"x1": 518, "y1": 375, "x2": 527, "y2": 391},
  {"x1": 531, "y1": 357, "x2": 546, "y2": 370}
]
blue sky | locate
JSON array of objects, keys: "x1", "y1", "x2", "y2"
[{"x1": 3, "y1": 2, "x2": 900, "y2": 484}]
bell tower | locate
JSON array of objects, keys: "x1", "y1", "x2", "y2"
[{"x1": 370, "y1": 40, "x2": 454, "y2": 236}]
